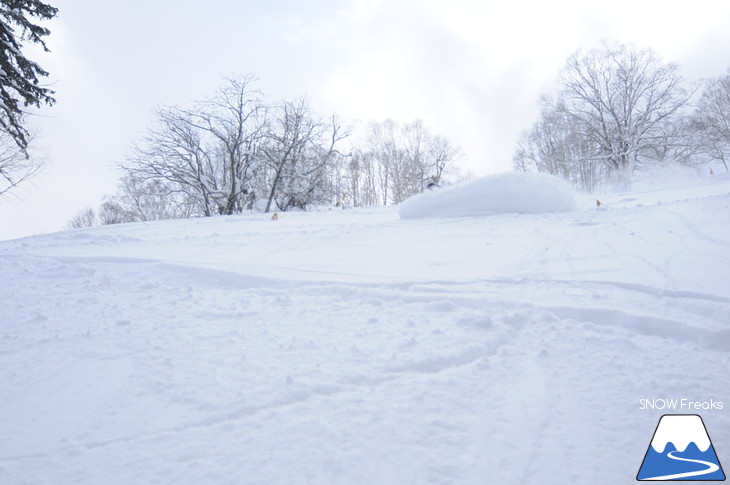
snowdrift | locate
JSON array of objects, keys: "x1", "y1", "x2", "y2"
[{"x1": 399, "y1": 172, "x2": 578, "y2": 219}]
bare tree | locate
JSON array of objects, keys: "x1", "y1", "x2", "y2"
[
  {"x1": 648, "y1": 116, "x2": 706, "y2": 167},
  {"x1": 122, "y1": 76, "x2": 267, "y2": 216},
  {"x1": 98, "y1": 198, "x2": 129, "y2": 225},
  {"x1": 561, "y1": 44, "x2": 690, "y2": 175},
  {"x1": 692, "y1": 70, "x2": 730, "y2": 172},
  {"x1": 119, "y1": 79, "x2": 457, "y2": 216},
  {"x1": 0, "y1": 127, "x2": 43, "y2": 197},
  {"x1": 66, "y1": 207, "x2": 96, "y2": 229},
  {"x1": 113, "y1": 173, "x2": 199, "y2": 222},
  {"x1": 344, "y1": 150, "x2": 379, "y2": 207},
  {"x1": 186, "y1": 75, "x2": 267, "y2": 214},
  {"x1": 363, "y1": 119, "x2": 458, "y2": 204},
  {"x1": 260, "y1": 97, "x2": 348, "y2": 212},
  {"x1": 515, "y1": 101, "x2": 608, "y2": 191},
  {"x1": 125, "y1": 106, "x2": 218, "y2": 216},
  {"x1": 517, "y1": 43, "x2": 692, "y2": 188}
]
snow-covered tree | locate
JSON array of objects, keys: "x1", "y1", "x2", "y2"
[
  {"x1": 97, "y1": 198, "x2": 128, "y2": 225},
  {"x1": 120, "y1": 77, "x2": 458, "y2": 215},
  {"x1": 122, "y1": 76, "x2": 267, "y2": 216},
  {"x1": 341, "y1": 150, "x2": 379, "y2": 207},
  {"x1": 103, "y1": 173, "x2": 198, "y2": 223},
  {"x1": 124, "y1": 105, "x2": 221, "y2": 217},
  {"x1": 0, "y1": 0, "x2": 57, "y2": 152},
  {"x1": 0, "y1": 125, "x2": 42, "y2": 196},
  {"x1": 514, "y1": 102, "x2": 607, "y2": 191},
  {"x1": 188, "y1": 75, "x2": 267, "y2": 214},
  {"x1": 516, "y1": 44, "x2": 692, "y2": 188},
  {"x1": 692, "y1": 70, "x2": 730, "y2": 172},
  {"x1": 359, "y1": 119, "x2": 458, "y2": 205},
  {"x1": 260, "y1": 98, "x2": 348, "y2": 212}
]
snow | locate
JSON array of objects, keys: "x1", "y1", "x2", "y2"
[
  {"x1": 399, "y1": 172, "x2": 578, "y2": 219},
  {"x1": 630, "y1": 162, "x2": 714, "y2": 193},
  {"x1": 650, "y1": 415, "x2": 712, "y2": 453},
  {"x1": 1, "y1": 173, "x2": 730, "y2": 484}
]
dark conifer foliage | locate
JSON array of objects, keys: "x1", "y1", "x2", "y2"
[{"x1": 0, "y1": 0, "x2": 57, "y2": 152}]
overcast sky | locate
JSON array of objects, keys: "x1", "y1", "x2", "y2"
[{"x1": 2, "y1": 0, "x2": 730, "y2": 241}]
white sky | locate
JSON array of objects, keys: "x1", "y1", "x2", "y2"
[{"x1": 2, "y1": 0, "x2": 730, "y2": 241}]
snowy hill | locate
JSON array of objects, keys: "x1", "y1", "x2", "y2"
[{"x1": 1, "y1": 174, "x2": 730, "y2": 484}]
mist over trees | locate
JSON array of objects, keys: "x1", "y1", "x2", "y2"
[
  {"x1": 514, "y1": 43, "x2": 730, "y2": 191},
  {"x1": 84, "y1": 76, "x2": 459, "y2": 225},
  {"x1": 348, "y1": 119, "x2": 457, "y2": 206},
  {"x1": 691, "y1": 69, "x2": 730, "y2": 173}
]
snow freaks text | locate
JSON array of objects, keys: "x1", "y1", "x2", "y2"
[{"x1": 639, "y1": 399, "x2": 724, "y2": 411}]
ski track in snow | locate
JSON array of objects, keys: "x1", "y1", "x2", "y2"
[{"x1": 1, "y1": 177, "x2": 730, "y2": 484}]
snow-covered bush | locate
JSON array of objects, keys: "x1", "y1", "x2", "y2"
[{"x1": 399, "y1": 171, "x2": 578, "y2": 219}]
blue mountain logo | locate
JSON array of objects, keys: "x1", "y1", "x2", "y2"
[{"x1": 637, "y1": 414, "x2": 725, "y2": 481}]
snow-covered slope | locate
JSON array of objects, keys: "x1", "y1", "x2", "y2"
[{"x1": 1, "y1": 175, "x2": 729, "y2": 484}]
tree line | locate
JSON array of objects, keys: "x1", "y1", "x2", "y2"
[
  {"x1": 0, "y1": 1, "x2": 460, "y2": 227},
  {"x1": 68, "y1": 76, "x2": 459, "y2": 227},
  {"x1": 513, "y1": 43, "x2": 730, "y2": 191},
  {"x1": 4, "y1": 2, "x2": 728, "y2": 225}
]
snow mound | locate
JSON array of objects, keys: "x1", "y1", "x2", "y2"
[{"x1": 399, "y1": 172, "x2": 578, "y2": 219}]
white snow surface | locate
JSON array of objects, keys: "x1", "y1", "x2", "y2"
[
  {"x1": 2, "y1": 174, "x2": 730, "y2": 484},
  {"x1": 399, "y1": 172, "x2": 578, "y2": 219},
  {"x1": 650, "y1": 415, "x2": 712, "y2": 453}
]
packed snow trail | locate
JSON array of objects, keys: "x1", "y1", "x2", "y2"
[{"x1": 1, "y1": 175, "x2": 729, "y2": 484}]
